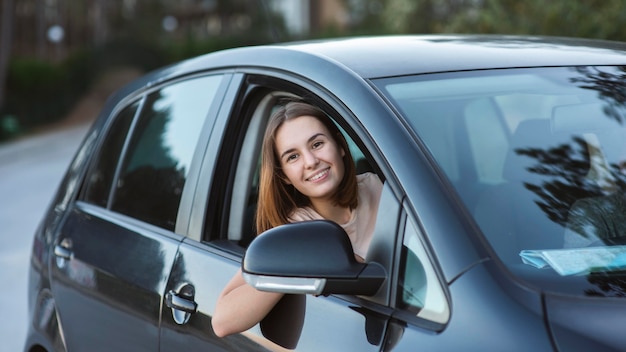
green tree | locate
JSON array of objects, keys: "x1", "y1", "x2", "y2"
[
  {"x1": 0, "y1": 0, "x2": 15, "y2": 109},
  {"x1": 443, "y1": 0, "x2": 626, "y2": 40},
  {"x1": 346, "y1": 0, "x2": 626, "y2": 42}
]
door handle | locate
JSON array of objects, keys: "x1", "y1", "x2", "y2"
[
  {"x1": 166, "y1": 290, "x2": 198, "y2": 313},
  {"x1": 54, "y1": 244, "x2": 73, "y2": 260},
  {"x1": 54, "y1": 238, "x2": 73, "y2": 268},
  {"x1": 166, "y1": 283, "x2": 197, "y2": 325}
]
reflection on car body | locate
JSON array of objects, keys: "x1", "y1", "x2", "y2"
[{"x1": 25, "y1": 35, "x2": 626, "y2": 351}]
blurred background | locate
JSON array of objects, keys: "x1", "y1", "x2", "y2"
[{"x1": 2, "y1": 0, "x2": 626, "y2": 141}]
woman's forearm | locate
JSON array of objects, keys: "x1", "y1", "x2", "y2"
[{"x1": 212, "y1": 269, "x2": 284, "y2": 337}]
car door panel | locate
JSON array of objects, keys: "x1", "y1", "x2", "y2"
[
  {"x1": 160, "y1": 240, "x2": 385, "y2": 351},
  {"x1": 159, "y1": 241, "x2": 281, "y2": 351},
  {"x1": 50, "y1": 203, "x2": 180, "y2": 351}
]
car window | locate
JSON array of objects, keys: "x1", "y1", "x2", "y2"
[
  {"x1": 398, "y1": 214, "x2": 450, "y2": 325},
  {"x1": 83, "y1": 101, "x2": 139, "y2": 207},
  {"x1": 108, "y1": 75, "x2": 223, "y2": 230},
  {"x1": 219, "y1": 93, "x2": 379, "y2": 249}
]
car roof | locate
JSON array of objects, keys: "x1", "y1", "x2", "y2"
[
  {"x1": 129, "y1": 34, "x2": 626, "y2": 95},
  {"x1": 284, "y1": 35, "x2": 626, "y2": 78},
  {"x1": 173, "y1": 35, "x2": 626, "y2": 79}
]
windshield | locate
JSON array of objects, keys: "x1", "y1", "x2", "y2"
[{"x1": 375, "y1": 66, "x2": 626, "y2": 297}]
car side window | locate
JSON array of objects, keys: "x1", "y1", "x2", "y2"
[
  {"x1": 398, "y1": 214, "x2": 450, "y2": 324},
  {"x1": 83, "y1": 101, "x2": 139, "y2": 207},
  {"x1": 222, "y1": 93, "x2": 379, "y2": 249},
  {"x1": 104, "y1": 75, "x2": 222, "y2": 230}
]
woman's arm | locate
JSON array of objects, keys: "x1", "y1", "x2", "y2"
[{"x1": 212, "y1": 268, "x2": 284, "y2": 337}]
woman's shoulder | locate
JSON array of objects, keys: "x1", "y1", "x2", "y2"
[
  {"x1": 356, "y1": 172, "x2": 383, "y2": 202},
  {"x1": 288, "y1": 206, "x2": 323, "y2": 222},
  {"x1": 357, "y1": 172, "x2": 383, "y2": 189}
]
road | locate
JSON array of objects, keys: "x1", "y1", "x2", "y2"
[{"x1": 0, "y1": 124, "x2": 90, "y2": 351}]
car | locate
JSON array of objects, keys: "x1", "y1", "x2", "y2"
[{"x1": 25, "y1": 34, "x2": 626, "y2": 351}]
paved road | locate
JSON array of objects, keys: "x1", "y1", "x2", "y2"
[{"x1": 0, "y1": 124, "x2": 90, "y2": 351}]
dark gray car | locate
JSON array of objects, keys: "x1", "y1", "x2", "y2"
[{"x1": 25, "y1": 35, "x2": 626, "y2": 351}]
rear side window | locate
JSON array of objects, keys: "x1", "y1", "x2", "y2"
[
  {"x1": 83, "y1": 101, "x2": 139, "y2": 207},
  {"x1": 110, "y1": 75, "x2": 223, "y2": 230}
]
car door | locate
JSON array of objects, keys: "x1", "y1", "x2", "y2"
[
  {"x1": 159, "y1": 76, "x2": 393, "y2": 351},
  {"x1": 49, "y1": 73, "x2": 228, "y2": 351}
]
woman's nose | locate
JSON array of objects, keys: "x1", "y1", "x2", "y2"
[{"x1": 303, "y1": 151, "x2": 319, "y2": 168}]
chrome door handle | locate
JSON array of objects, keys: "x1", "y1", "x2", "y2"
[
  {"x1": 165, "y1": 290, "x2": 198, "y2": 314},
  {"x1": 54, "y1": 238, "x2": 73, "y2": 260},
  {"x1": 54, "y1": 238, "x2": 73, "y2": 268},
  {"x1": 165, "y1": 283, "x2": 197, "y2": 325}
]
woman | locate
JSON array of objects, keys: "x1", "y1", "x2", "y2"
[{"x1": 212, "y1": 101, "x2": 382, "y2": 338}]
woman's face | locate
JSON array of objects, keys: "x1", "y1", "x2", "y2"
[{"x1": 274, "y1": 115, "x2": 345, "y2": 205}]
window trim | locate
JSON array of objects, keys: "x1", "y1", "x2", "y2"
[{"x1": 106, "y1": 97, "x2": 145, "y2": 209}]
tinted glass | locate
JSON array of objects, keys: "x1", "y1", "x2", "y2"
[
  {"x1": 376, "y1": 67, "x2": 626, "y2": 297},
  {"x1": 111, "y1": 75, "x2": 222, "y2": 230},
  {"x1": 83, "y1": 101, "x2": 139, "y2": 207},
  {"x1": 399, "y1": 217, "x2": 449, "y2": 323}
]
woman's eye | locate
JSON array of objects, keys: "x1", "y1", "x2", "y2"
[
  {"x1": 286, "y1": 154, "x2": 298, "y2": 162},
  {"x1": 312, "y1": 141, "x2": 324, "y2": 149}
]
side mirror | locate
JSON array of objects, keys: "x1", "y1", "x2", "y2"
[{"x1": 242, "y1": 220, "x2": 386, "y2": 296}]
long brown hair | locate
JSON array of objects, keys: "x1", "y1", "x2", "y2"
[{"x1": 255, "y1": 101, "x2": 358, "y2": 234}]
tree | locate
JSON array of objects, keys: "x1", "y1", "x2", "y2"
[
  {"x1": 0, "y1": 0, "x2": 15, "y2": 109},
  {"x1": 345, "y1": 0, "x2": 626, "y2": 42}
]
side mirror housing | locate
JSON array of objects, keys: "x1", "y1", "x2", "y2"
[{"x1": 242, "y1": 220, "x2": 386, "y2": 296}]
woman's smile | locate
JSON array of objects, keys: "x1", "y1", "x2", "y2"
[{"x1": 307, "y1": 168, "x2": 330, "y2": 182}]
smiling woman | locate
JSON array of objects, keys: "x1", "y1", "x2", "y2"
[{"x1": 211, "y1": 100, "x2": 383, "y2": 339}]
